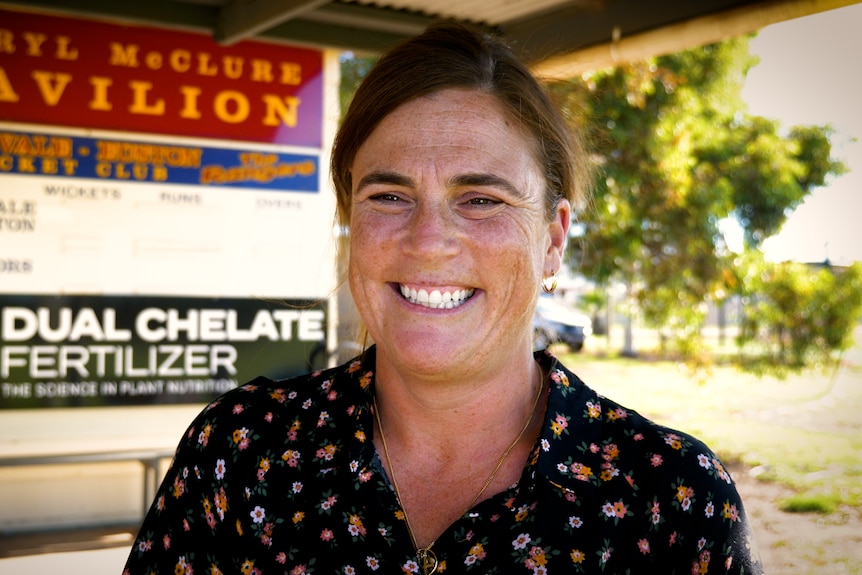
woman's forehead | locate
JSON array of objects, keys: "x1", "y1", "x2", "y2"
[{"x1": 355, "y1": 89, "x2": 541, "y2": 171}]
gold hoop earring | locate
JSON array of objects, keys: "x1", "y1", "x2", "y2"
[{"x1": 541, "y1": 273, "x2": 558, "y2": 294}]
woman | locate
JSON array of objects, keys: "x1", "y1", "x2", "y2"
[{"x1": 123, "y1": 23, "x2": 761, "y2": 574}]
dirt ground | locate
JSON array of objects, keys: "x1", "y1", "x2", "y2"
[{"x1": 730, "y1": 462, "x2": 862, "y2": 574}]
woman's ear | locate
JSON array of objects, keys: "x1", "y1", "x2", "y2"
[{"x1": 545, "y1": 198, "x2": 571, "y2": 273}]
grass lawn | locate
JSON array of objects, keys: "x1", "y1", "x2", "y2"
[{"x1": 555, "y1": 336, "x2": 862, "y2": 514}]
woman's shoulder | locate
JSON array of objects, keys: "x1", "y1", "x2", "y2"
[
  {"x1": 540, "y1": 352, "x2": 738, "y2": 496},
  {"x1": 178, "y1": 352, "x2": 374, "y2": 451}
]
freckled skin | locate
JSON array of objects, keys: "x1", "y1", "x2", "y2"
[{"x1": 348, "y1": 88, "x2": 570, "y2": 383}]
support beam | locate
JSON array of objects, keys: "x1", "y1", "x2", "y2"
[
  {"x1": 529, "y1": 0, "x2": 862, "y2": 78},
  {"x1": 216, "y1": 0, "x2": 332, "y2": 45}
]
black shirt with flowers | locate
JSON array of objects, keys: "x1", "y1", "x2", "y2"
[{"x1": 123, "y1": 346, "x2": 762, "y2": 574}]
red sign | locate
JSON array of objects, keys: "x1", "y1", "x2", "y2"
[{"x1": 0, "y1": 9, "x2": 323, "y2": 147}]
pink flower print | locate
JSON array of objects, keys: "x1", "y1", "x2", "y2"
[
  {"x1": 637, "y1": 538, "x2": 650, "y2": 554},
  {"x1": 551, "y1": 414, "x2": 569, "y2": 436}
]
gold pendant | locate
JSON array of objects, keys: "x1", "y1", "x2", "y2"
[{"x1": 417, "y1": 547, "x2": 438, "y2": 575}]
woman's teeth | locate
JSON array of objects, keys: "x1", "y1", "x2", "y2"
[{"x1": 399, "y1": 285, "x2": 475, "y2": 309}]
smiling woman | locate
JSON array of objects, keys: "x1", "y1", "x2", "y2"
[{"x1": 122, "y1": 22, "x2": 763, "y2": 575}]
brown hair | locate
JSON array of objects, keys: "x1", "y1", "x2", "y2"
[{"x1": 330, "y1": 21, "x2": 591, "y2": 228}]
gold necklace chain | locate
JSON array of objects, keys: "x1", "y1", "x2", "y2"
[{"x1": 373, "y1": 366, "x2": 546, "y2": 575}]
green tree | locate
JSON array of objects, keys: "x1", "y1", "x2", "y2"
[
  {"x1": 550, "y1": 36, "x2": 847, "y2": 358},
  {"x1": 735, "y1": 253, "x2": 862, "y2": 372},
  {"x1": 339, "y1": 52, "x2": 378, "y2": 122}
]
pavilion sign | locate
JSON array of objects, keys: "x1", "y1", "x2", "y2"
[{"x1": 0, "y1": 8, "x2": 323, "y2": 147}]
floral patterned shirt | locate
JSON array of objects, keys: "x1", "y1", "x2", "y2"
[{"x1": 123, "y1": 347, "x2": 762, "y2": 575}]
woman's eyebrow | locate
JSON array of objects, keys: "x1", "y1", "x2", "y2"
[
  {"x1": 449, "y1": 173, "x2": 525, "y2": 199},
  {"x1": 355, "y1": 171, "x2": 414, "y2": 192},
  {"x1": 355, "y1": 171, "x2": 525, "y2": 199}
]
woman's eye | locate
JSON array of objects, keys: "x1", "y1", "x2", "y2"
[
  {"x1": 466, "y1": 196, "x2": 501, "y2": 206},
  {"x1": 370, "y1": 193, "x2": 402, "y2": 202}
]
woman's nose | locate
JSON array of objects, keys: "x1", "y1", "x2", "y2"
[{"x1": 401, "y1": 199, "x2": 460, "y2": 260}]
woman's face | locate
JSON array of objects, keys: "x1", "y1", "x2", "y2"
[{"x1": 348, "y1": 88, "x2": 570, "y2": 380}]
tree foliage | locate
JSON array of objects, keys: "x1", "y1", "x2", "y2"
[
  {"x1": 548, "y1": 36, "x2": 849, "y2": 360},
  {"x1": 735, "y1": 254, "x2": 862, "y2": 371}
]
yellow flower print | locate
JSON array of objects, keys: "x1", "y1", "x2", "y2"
[
  {"x1": 232, "y1": 427, "x2": 249, "y2": 444},
  {"x1": 240, "y1": 559, "x2": 255, "y2": 575},
  {"x1": 171, "y1": 476, "x2": 185, "y2": 499},
  {"x1": 355, "y1": 430, "x2": 366, "y2": 442},
  {"x1": 664, "y1": 433, "x2": 683, "y2": 450},
  {"x1": 282, "y1": 449, "x2": 300, "y2": 467},
  {"x1": 209, "y1": 564, "x2": 223, "y2": 575},
  {"x1": 292, "y1": 511, "x2": 305, "y2": 524},
  {"x1": 236, "y1": 519, "x2": 243, "y2": 535},
  {"x1": 570, "y1": 549, "x2": 585, "y2": 564},
  {"x1": 586, "y1": 401, "x2": 601, "y2": 419},
  {"x1": 570, "y1": 462, "x2": 593, "y2": 481},
  {"x1": 606, "y1": 407, "x2": 628, "y2": 421},
  {"x1": 676, "y1": 485, "x2": 694, "y2": 503},
  {"x1": 526, "y1": 546, "x2": 549, "y2": 569},
  {"x1": 555, "y1": 370, "x2": 570, "y2": 387},
  {"x1": 348, "y1": 513, "x2": 367, "y2": 536},
  {"x1": 551, "y1": 414, "x2": 569, "y2": 436},
  {"x1": 722, "y1": 501, "x2": 739, "y2": 522}
]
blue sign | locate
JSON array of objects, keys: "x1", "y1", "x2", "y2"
[{"x1": 0, "y1": 130, "x2": 319, "y2": 192}]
